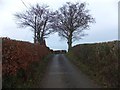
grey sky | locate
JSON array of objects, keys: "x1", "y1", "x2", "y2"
[{"x1": 0, "y1": 0, "x2": 118, "y2": 50}]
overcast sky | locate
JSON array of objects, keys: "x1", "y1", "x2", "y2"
[{"x1": 0, "y1": 0, "x2": 118, "y2": 50}]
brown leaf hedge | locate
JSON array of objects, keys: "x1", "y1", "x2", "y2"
[
  {"x1": 68, "y1": 41, "x2": 119, "y2": 88},
  {"x1": 2, "y1": 37, "x2": 50, "y2": 76}
]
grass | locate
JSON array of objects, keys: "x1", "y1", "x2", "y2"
[
  {"x1": 66, "y1": 52, "x2": 104, "y2": 88},
  {"x1": 2, "y1": 54, "x2": 53, "y2": 88}
]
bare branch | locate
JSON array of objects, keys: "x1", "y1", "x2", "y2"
[
  {"x1": 51, "y1": 2, "x2": 95, "y2": 51},
  {"x1": 14, "y1": 3, "x2": 54, "y2": 44}
]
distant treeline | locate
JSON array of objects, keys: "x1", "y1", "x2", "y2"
[{"x1": 50, "y1": 50, "x2": 67, "y2": 54}]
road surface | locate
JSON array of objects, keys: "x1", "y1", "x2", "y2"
[{"x1": 40, "y1": 54, "x2": 100, "y2": 88}]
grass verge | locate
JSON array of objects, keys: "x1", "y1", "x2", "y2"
[
  {"x1": 66, "y1": 52, "x2": 113, "y2": 88},
  {"x1": 66, "y1": 41, "x2": 119, "y2": 88}
]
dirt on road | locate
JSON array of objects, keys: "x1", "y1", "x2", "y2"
[{"x1": 40, "y1": 54, "x2": 100, "y2": 88}]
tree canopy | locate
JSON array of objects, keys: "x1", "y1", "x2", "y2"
[
  {"x1": 50, "y1": 2, "x2": 95, "y2": 51},
  {"x1": 15, "y1": 4, "x2": 53, "y2": 44}
]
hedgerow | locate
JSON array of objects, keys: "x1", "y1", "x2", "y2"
[
  {"x1": 68, "y1": 41, "x2": 119, "y2": 88},
  {"x1": 2, "y1": 37, "x2": 50, "y2": 88}
]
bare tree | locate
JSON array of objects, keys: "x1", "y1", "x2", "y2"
[
  {"x1": 51, "y1": 2, "x2": 95, "y2": 51},
  {"x1": 15, "y1": 4, "x2": 53, "y2": 44}
]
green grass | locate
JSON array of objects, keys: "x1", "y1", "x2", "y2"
[
  {"x1": 66, "y1": 53, "x2": 104, "y2": 88},
  {"x1": 2, "y1": 54, "x2": 53, "y2": 88}
]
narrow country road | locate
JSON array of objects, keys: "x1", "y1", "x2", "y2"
[{"x1": 40, "y1": 54, "x2": 100, "y2": 88}]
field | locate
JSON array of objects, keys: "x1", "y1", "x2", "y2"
[{"x1": 67, "y1": 41, "x2": 119, "y2": 88}]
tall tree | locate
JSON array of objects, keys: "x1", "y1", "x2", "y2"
[
  {"x1": 15, "y1": 4, "x2": 53, "y2": 44},
  {"x1": 51, "y1": 2, "x2": 95, "y2": 51}
]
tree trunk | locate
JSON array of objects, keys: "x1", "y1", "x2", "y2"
[
  {"x1": 67, "y1": 39, "x2": 72, "y2": 52},
  {"x1": 39, "y1": 18, "x2": 48, "y2": 45},
  {"x1": 40, "y1": 36, "x2": 44, "y2": 45},
  {"x1": 67, "y1": 32, "x2": 72, "y2": 52},
  {"x1": 34, "y1": 16, "x2": 37, "y2": 43},
  {"x1": 37, "y1": 30, "x2": 40, "y2": 43}
]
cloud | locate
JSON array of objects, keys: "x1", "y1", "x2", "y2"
[
  {"x1": 118, "y1": 1, "x2": 120, "y2": 40},
  {"x1": 0, "y1": 0, "x2": 118, "y2": 50}
]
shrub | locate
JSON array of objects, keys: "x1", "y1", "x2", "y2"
[
  {"x1": 2, "y1": 37, "x2": 50, "y2": 88},
  {"x1": 68, "y1": 41, "x2": 119, "y2": 88}
]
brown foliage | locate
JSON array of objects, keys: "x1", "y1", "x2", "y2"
[{"x1": 2, "y1": 37, "x2": 50, "y2": 76}]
